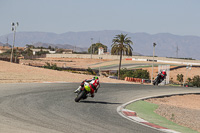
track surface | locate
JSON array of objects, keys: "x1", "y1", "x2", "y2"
[
  {"x1": 0, "y1": 83, "x2": 200, "y2": 133},
  {"x1": 93, "y1": 63, "x2": 151, "y2": 70}
]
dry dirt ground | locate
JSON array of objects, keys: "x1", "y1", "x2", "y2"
[
  {"x1": 20, "y1": 58, "x2": 113, "y2": 69},
  {"x1": 1, "y1": 58, "x2": 200, "y2": 132},
  {"x1": 20, "y1": 57, "x2": 200, "y2": 83},
  {"x1": 146, "y1": 94, "x2": 200, "y2": 132},
  {"x1": 0, "y1": 60, "x2": 133, "y2": 84}
]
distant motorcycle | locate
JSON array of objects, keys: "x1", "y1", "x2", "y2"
[
  {"x1": 153, "y1": 74, "x2": 162, "y2": 85},
  {"x1": 153, "y1": 71, "x2": 167, "y2": 85},
  {"x1": 153, "y1": 73, "x2": 166, "y2": 85}
]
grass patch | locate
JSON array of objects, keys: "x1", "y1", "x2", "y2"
[
  {"x1": 126, "y1": 100, "x2": 198, "y2": 133},
  {"x1": 168, "y1": 84, "x2": 182, "y2": 87}
]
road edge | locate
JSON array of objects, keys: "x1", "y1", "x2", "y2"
[{"x1": 117, "y1": 93, "x2": 200, "y2": 133}]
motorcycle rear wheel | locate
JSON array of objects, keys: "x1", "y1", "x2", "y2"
[{"x1": 153, "y1": 80, "x2": 159, "y2": 85}]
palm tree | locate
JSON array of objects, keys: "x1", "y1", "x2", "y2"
[
  {"x1": 111, "y1": 42, "x2": 132, "y2": 56},
  {"x1": 112, "y1": 33, "x2": 133, "y2": 79}
]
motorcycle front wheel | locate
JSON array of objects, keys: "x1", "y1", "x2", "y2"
[{"x1": 75, "y1": 90, "x2": 86, "y2": 102}]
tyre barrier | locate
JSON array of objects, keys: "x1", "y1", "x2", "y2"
[
  {"x1": 125, "y1": 77, "x2": 142, "y2": 83},
  {"x1": 125, "y1": 58, "x2": 132, "y2": 60},
  {"x1": 124, "y1": 77, "x2": 151, "y2": 83}
]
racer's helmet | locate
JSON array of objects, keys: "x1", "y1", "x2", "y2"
[
  {"x1": 162, "y1": 70, "x2": 166, "y2": 75},
  {"x1": 93, "y1": 76, "x2": 98, "y2": 80}
]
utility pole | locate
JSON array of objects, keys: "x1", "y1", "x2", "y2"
[
  {"x1": 176, "y1": 45, "x2": 180, "y2": 58},
  {"x1": 183, "y1": 65, "x2": 192, "y2": 87},
  {"x1": 10, "y1": 22, "x2": 19, "y2": 63},
  {"x1": 74, "y1": 45, "x2": 76, "y2": 53},
  {"x1": 151, "y1": 43, "x2": 157, "y2": 84},
  {"x1": 90, "y1": 38, "x2": 93, "y2": 59},
  {"x1": 6, "y1": 36, "x2": 9, "y2": 47}
]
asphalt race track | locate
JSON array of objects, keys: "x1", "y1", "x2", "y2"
[
  {"x1": 0, "y1": 83, "x2": 200, "y2": 133},
  {"x1": 93, "y1": 63, "x2": 151, "y2": 70}
]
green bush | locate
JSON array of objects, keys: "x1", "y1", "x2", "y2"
[
  {"x1": 43, "y1": 62, "x2": 61, "y2": 71},
  {"x1": 87, "y1": 67, "x2": 96, "y2": 75},
  {"x1": 184, "y1": 75, "x2": 200, "y2": 87},
  {"x1": 116, "y1": 68, "x2": 150, "y2": 80},
  {"x1": 177, "y1": 74, "x2": 184, "y2": 84},
  {"x1": 133, "y1": 69, "x2": 149, "y2": 79},
  {"x1": 192, "y1": 75, "x2": 200, "y2": 87}
]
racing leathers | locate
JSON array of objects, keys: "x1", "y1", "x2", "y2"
[
  {"x1": 74, "y1": 77, "x2": 100, "y2": 97},
  {"x1": 158, "y1": 70, "x2": 167, "y2": 81}
]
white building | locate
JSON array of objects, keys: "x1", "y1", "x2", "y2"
[
  {"x1": 31, "y1": 49, "x2": 50, "y2": 55},
  {"x1": 98, "y1": 47, "x2": 104, "y2": 55}
]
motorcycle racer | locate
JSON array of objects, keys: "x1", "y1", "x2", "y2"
[
  {"x1": 153, "y1": 70, "x2": 167, "y2": 85},
  {"x1": 74, "y1": 76, "x2": 100, "y2": 97},
  {"x1": 160, "y1": 70, "x2": 167, "y2": 79}
]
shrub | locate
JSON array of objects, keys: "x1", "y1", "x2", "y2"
[
  {"x1": 192, "y1": 75, "x2": 200, "y2": 87},
  {"x1": 177, "y1": 74, "x2": 184, "y2": 84},
  {"x1": 43, "y1": 62, "x2": 61, "y2": 70},
  {"x1": 133, "y1": 69, "x2": 149, "y2": 79},
  {"x1": 116, "y1": 68, "x2": 150, "y2": 80},
  {"x1": 87, "y1": 67, "x2": 96, "y2": 75}
]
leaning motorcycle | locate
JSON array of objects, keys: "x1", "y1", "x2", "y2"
[
  {"x1": 74, "y1": 82, "x2": 99, "y2": 102},
  {"x1": 153, "y1": 74, "x2": 164, "y2": 85}
]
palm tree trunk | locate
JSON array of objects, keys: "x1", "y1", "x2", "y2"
[{"x1": 118, "y1": 49, "x2": 122, "y2": 79}]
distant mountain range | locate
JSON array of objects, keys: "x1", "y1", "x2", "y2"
[
  {"x1": 0, "y1": 30, "x2": 199, "y2": 59},
  {"x1": 31, "y1": 42, "x2": 87, "y2": 52}
]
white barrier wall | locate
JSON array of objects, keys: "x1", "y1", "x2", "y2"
[
  {"x1": 46, "y1": 53, "x2": 200, "y2": 65},
  {"x1": 132, "y1": 58, "x2": 200, "y2": 65},
  {"x1": 46, "y1": 54, "x2": 132, "y2": 60}
]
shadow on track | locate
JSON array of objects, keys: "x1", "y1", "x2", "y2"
[{"x1": 80, "y1": 101, "x2": 122, "y2": 105}]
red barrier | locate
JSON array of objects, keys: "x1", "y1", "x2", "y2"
[
  {"x1": 125, "y1": 77, "x2": 143, "y2": 83},
  {"x1": 125, "y1": 58, "x2": 132, "y2": 60},
  {"x1": 125, "y1": 77, "x2": 128, "y2": 81}
]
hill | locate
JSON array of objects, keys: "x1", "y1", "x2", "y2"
[
  {"x1": 0, "y1": 30, "x2": 199, "y2": 59},
  {"x1": 32, "y1": 42, "x2": 88, "y2": 52}
]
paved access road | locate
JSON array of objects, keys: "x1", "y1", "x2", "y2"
[{"x1": 0, "y1": 83, "x2": 200, "y2": 133}]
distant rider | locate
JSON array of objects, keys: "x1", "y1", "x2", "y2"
[
  {"x1": 158, "y1": 70, "x2": 167, "y2": 80},
  {"x1": 74, "y1": 76, "x2": 100, "y2": 97}
]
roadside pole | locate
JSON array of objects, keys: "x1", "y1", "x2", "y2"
[
  {"x1": 183, "y1": 65, "x2": 192, "y2": 87},
  {"x1": 99, "y1": 66, "x2": 101, "y2": 76},
  {"x1": 151, "y1": 43, "x2": 156, "y2": 84},
  {"x1": 10, "y1": 22, "x2": 19, "y2": 62},
  {"x1": 90, "y1": 38, "x2": 93, "y2": 59}
]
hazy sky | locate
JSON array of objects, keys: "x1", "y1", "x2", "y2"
[{"x1": 1, "y1": 0, "x2": 200, "y2": 36}]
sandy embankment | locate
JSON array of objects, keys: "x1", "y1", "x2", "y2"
[{"x1": 0, "y1": 60, "x2": 132, "y2": 84}]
